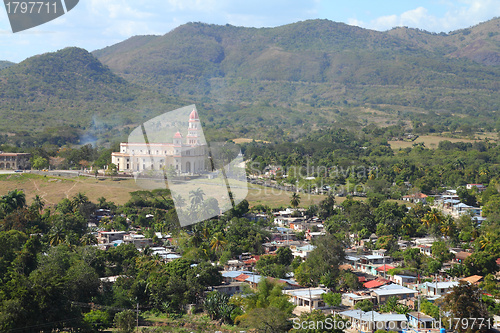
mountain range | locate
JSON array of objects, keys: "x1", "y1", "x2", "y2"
[{"x1": 2, "y1": 18, "x2": 500, "y2": 144}]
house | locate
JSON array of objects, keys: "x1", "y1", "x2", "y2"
[
  {"x1": 460, "y1": 275, "x2": 483, "y2": 285},
  {"x1": 397, "y1": 241, "x2": 409, "y2": 250},
  {"x1": 375, "y1": 264, "x2": 395, "y2": 276},
  {"x1": 408, "y1": 312, "x2": 436, "y2": 329},
  {"x1": 419, "y1": 244, "x2": 432, "y2": 256},
  {"x1": 291, "y1": 244, "x2": 316, "y2": 259},
  {"x1": 466, "y1": 184, "x2": 486, "y2": 192},
  {"x1": 224, "y1": 259, "x2": 245, "y2": 271},
  {"x1": 371, "y1": 284, "x2": 418, "y2": 304},
  {"x1": 305, "y1": 231, "x2": 325, "y2": 241},
  {"x1": 454, "y1": 251, "x2": 472, "y2": 264},
  {"x1": 123, "y1": 233, "x2": 152, "y2": 248},
  {"x1": 402, "y1": 192, "x2": 428, "y2": 204},
  {"x1": 341, "y1": 292, "x2": 376, "y2": 308},
  {"x1": 338, "y1": 310, "x2": 408, "y2": 332},
  {"x1": 221, "y1": 270, "x2": 254, "y2": 283},
  {"x1": 284, "y1": 288, "x2": 329, "y2": 313},
  {"x1": 393, "y1": 275, "x2": 417, "y2": 286},
  {"x1": 209, "y1": 282, "x2": 243, "y2": 296},
  {"x1": 97, "y1": 231, "x2": 127, "y2": 244},
  {"x1": 423, "y1": 281, "x2": 459, "y2": 296},
  {"x1": 364, "y1": 279, "x2": 390, "y2": 289},
  {"x1": 0, "y1": 152, "x2": 31, "y2": 170}
]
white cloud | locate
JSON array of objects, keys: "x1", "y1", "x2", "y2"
[{"x1": 349, "y1": 0, "x2": 500, "y2": 32}]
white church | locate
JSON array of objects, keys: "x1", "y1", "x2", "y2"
[{"x1": 111, "y1": 109, "x2": 207, "y2": 174}]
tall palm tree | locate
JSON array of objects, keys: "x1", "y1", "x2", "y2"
[
  {"x1": 210, "y1": 232, "x2": 227, "y2": 253},
  {"x1": 290, "y1": 192, "x2": 301, "y2": 208},
  {"x1": 189, "y1": 188, "x2": 205, "y2": 209},
  {"x1": 440, "y1": 215, "x2": 456, "y2": 238},
  {"x1": 32, "y1": 195, "x2": 45, "y2": 212}
]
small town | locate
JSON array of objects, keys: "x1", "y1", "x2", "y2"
[{"x1": 2, "y1": 1, "x2": 500, "y2": 333}]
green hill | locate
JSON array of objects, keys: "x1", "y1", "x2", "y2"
[
  {"x1": 3, "y1": 19, "x2": 500, "y2": 146},
  {"x1": 0, "y1": 61, "x2": 15, "y2": 70},
  {"x1": 91, "y1": 19, "x2": 500, "y2": 140},
  {"x1": 0, "y1": 47, "x2": 184, "y2": 145}
]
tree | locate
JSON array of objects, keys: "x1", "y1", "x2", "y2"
[
  {"x1": 83, "y1": 310, "x2": 111, "y2": 332},
  {"x1": 189, "y1": 188, "x2": 205, "y2": 209},
  {"x1": 318, "y1": 194, "x2": 335, "y2": 219},
  {"x1": 113, "y1": 310, "x2": 136, "y2": 333},
  {"x1": 31, "y1": 156, "x2": 49, "y2": 170},
  {"x1": 441, "y1": 281, "x2": 490, "y2": 332},
  {"x1": 240, "y1": 307, "x2": 291, "y2": 333},
  {"x1": 354, "y1": 299, "x2": 374, "y2": 312},
  {"x1": 105, "y1": 163, "x2": 118, "y2": 177},
  {"x1": 203, "y1": 291, "x2": 235, "y2": 324},
  {"x1": 290, "y1": 192, "x2": 301, "y2": 208},
  {"x1": 431, "y1": 241, "x2": 453, "y2": 263},
  {"x1": 295, "y1": 233, "x2": 345, "y2": 287},
  {"x1": 210, "y1": 232, "x2": 227, "y2": 254},
  {"x1": 321, "y1": 292, "x2": 341, "y2": 307},
  {"x1": 463, "y1": 252, "x2": 498, "y2": 276}
]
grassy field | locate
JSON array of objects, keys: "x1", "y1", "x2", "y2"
[
  {"x1": 0, "y1": 173, "x2": 411, "y2": 210},
  {"x1": 388, "y1": 134, "x2": 483, "y2": 149},
  {"x1": 0, "y1": 173, "x2": 327, "y2": 208}
]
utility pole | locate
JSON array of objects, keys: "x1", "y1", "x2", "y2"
[{"x1": 136, "y1": 302, "x2": 139, "y2": 331}]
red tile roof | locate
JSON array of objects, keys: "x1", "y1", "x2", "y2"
[
  {"x1": 376, "y1": 264, "x2": 395, "y2": 272},
  {"x1": 364, "y1": 280, "x2": 385, "y2": 289},
  {"x1": 234, "y1": 274, "x2": 250, "y2": 282}
]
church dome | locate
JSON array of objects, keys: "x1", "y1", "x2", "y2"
[
  {"x1": 189, "y1": 109, "x2": 199, "y2": 121},
  {"x1": 173, "y1": 131, "x2": 183, "y2": 139}
]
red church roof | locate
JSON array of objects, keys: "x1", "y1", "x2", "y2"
[{"x1": 173, "y1": 131, "x2": 183, "y2": 138}]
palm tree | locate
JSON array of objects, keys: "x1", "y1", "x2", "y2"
[
  {"x1": 1, "y1": 189, "x2": 26, "y2": 213},
  {"x1": 174, "y1": 194, "x2": 186, "y2": 209},
  {"x1": 210, "y1": 232, "x2": 227, "y2": 253},
  {"x1": 422, "y1": 208, "x2": 443, "y2": 228},
  {"x1": 189, "y1": 188, "x2": 205, "y2": 209},
  {"x1": 80, "y1": 233, "x2": 97, "y2": 246},
  {"x1": 290, "y1": 192, "x2": 301, "y2": 208},
  {"x1": 72, "y1": 192, "x2": 89, "y2": 207},
  {"x1": 49, "y1": 227, "x2": 65, "y2": 246},
  {"x1": 32, "y1": 195, "x2": 45, "y2": 212},
  {"x1": 440, "y1": 215, "x2": 456, "y2": 238}
]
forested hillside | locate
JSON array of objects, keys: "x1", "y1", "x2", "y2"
[{"x1": 3, "y1": 19, "x2": 500, "y2": 146}]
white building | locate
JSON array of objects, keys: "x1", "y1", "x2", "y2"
[
  {"x1": 423, "y1": 281, "x2": 459, "y2": 296},
  {"x1": 111, "y1": 109, "x2": 207, "y2": 174}
]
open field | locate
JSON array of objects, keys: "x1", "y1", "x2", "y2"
[
  {"x1": 0, "y1": 173, "x2": 326, "y2": 208},
  {"x1": 388, "y1": 135, "x2": 483, "y2": 149},
  {"x1": 0, "y1": 173, "x2": 410, "y2": 209}
]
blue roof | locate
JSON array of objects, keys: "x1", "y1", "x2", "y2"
[
  {"x1": 222, "y1": 271, "x2": 242, "y2": 278},
  {"x1": 245, "y1": 275, "x2": 263, "y2": 283},
  {"x1": 297, "y1": 245, "x2": 316, "y2": 251},
  {"x1": 339, "y1": 310, "x2": 407, "y2": 322},
  {"x1": 372, "y1": 284, "x2": 417, "y2": 296}
]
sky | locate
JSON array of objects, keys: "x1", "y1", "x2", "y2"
[{"x1": 1, "y1": 0, "x2": 500, "y2": 62}]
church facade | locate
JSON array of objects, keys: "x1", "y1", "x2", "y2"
[{"x1": 111, "y1": 109, "x2": 207, "y2": 174}]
